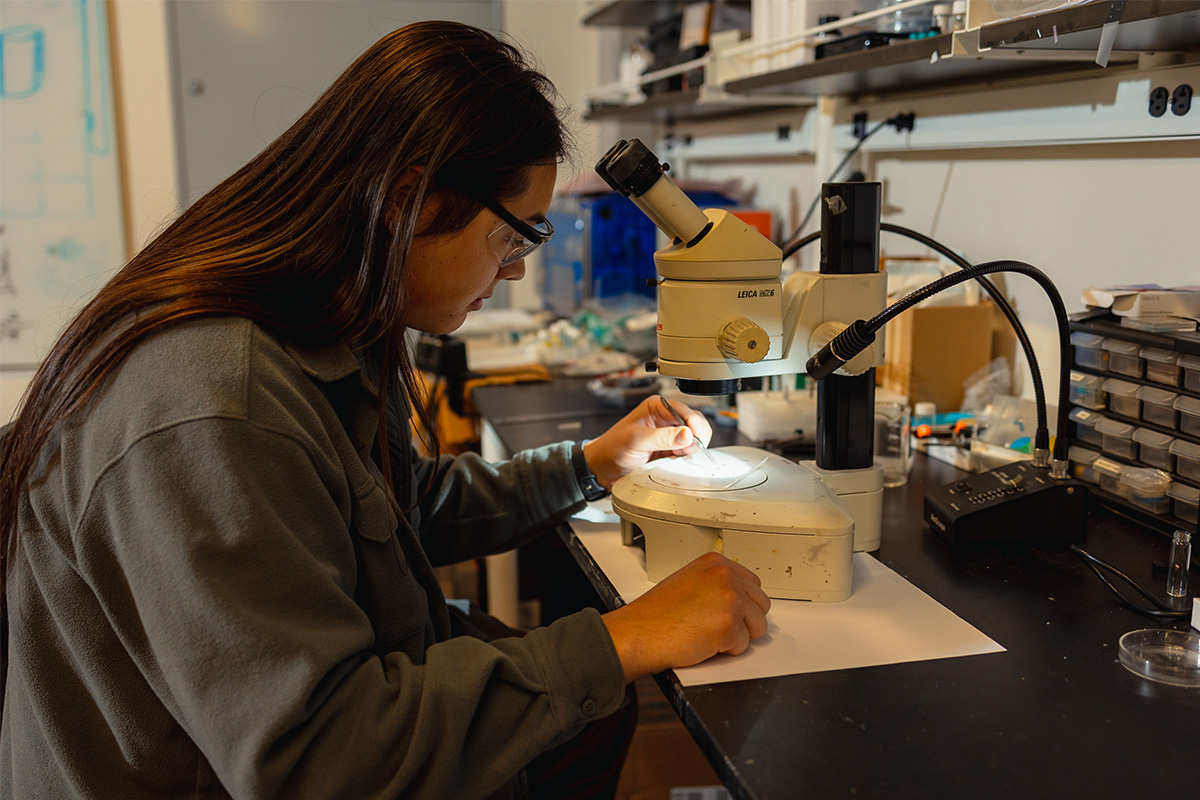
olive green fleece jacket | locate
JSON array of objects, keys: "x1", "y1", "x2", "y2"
[{"x1": 0, "y1": 316, "x2": 626, "y2": 800}]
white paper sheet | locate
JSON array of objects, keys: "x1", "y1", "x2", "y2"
[{"x1": 571, "y1": 502, "x2": 1005, "y2": 686}]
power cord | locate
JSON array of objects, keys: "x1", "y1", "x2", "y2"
[
  {"x1": 778, "y1": 113, "x2": 913, "y2": 253},
  {"x1": 1070, "y1": 544, "x2": 1192, "y2": 619}
]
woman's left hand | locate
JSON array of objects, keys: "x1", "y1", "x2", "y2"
[{"x1": 582, "y1": 395, "x2": 713, "y2": 489}]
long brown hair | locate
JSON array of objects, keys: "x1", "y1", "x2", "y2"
[{"x1": 0, "y1": 21, "x2": 568, "y2": 595}]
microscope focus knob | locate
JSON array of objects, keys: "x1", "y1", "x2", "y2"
[{"x1": 718, "y1": 319, "x2": 769, "y2": 363}]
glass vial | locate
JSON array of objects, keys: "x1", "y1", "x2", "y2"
[{"x1": 1167, "y1": 530, "x2": 1192, "y2": 598}]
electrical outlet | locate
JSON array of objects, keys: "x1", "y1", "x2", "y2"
[
  {"x1": 1148, "y1": 87, "x2": 1169, "y2": 117},
  {"x1": 1172, "y1": 84, "x2": 1192, "y2": 116},
  {"x1": 852, "y1": 112, "x2": 868, "y2": 139}
]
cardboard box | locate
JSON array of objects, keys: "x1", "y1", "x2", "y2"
[
  {"x1": 879, "y1": 301, "x2": 997, "y2": 413},
  {"x1": 1082, "y1": 285, "x2": 1200, "y2": 321}
]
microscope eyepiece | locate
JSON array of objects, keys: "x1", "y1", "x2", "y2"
[
  {"x1": 599, "y1": 139, "x2": 665, "y2": 198},
  {"x1": 594, "y1": 140, "x2": 629, "y2": 194}
]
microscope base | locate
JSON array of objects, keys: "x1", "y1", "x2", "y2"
[
  {"x1": 802, "y1": 462, "x2": 884, "y2": 552},
  {"x1": 619, "y1": 511, "x2": 854, "y2": 602},
  {"x1": 612, "y1": 447, "x2": 856, "y2": 601}
]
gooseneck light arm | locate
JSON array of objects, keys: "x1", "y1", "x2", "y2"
[{"x1": 807, "y1": 260, "x2": 1072, "y2": 477}]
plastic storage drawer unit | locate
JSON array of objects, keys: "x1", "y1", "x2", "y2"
[
  {"x1": 1093, "y1": 456, "x2": 1125, "y2": 495},
  {"x1": 1171, "y1": 439, "x2": 1200, "y2": 483},
  {"x1": 1138, "y1": 386, "x2": 1179, "y2": 429},
  {"x1": 1131, "y1": 428, "x2": 1174, "y2": 470},
  {"x1": 1140, "y1": 346, "x2": 1181, "y2": 386},
  {"x1": 1095, "y1": 417, "x2": 1137, "y2": 460},
  {"x1": 1176, "y1": 395, "x2": 1200, "y2": 437},
  {"x1": 1118, "y1": 467, "x2": 1172, "y2": 514},
  {"x1": 1069, "y1": 407, "x2": 1104, "y2": 448},
  {"x1": 1180, "y1": 354, "x2": 1200, "y2": 393},
  {"x1": 1168, "y1": 482, "x2": 1200, "y2": 524},
  {"x1": 1070, "y1": 331, "x2": 1107, "y2": 371},
  {"x1": 1102, "y1": 338, "x2": 1142, "y2": 378},
  {"x1": 1069, "y1": 371, "x2": 1106, "y2": 410},
  {"x1": 1068, "y1": 446, "x2": 1102, "y2": 483},
  {"x1": 1103, "y1": 377, "x2": 1141, "y2": 418}
]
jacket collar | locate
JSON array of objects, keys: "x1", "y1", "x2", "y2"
[{"x1": 282, "y1": 338, "x2": 379, "y2": 399}]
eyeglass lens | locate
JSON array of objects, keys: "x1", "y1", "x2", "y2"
[{"x1": 489, "y1": 220, "x2": 551, "y2": 267}]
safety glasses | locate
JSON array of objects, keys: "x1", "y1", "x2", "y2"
[{"x1": 482, "y1": 199, "x2": 553, "y2": 268}]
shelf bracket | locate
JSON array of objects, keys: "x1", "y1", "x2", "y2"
[
  {"x1": 697, "y1": 82, "x2": 814, "y2": 108},
  {"x1": 946, "y1": 27, "x2": 1141, "y2": 65}
]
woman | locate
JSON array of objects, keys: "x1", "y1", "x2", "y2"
[{"x1": 0, "y1": 21, "x2": 769, "y2": 800}]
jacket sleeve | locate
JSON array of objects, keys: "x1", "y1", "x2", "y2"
[
  {"x1": 407, "y1": 442, "x2": 588, "y2": 566},
  {"x1": 389, "y1": 392, "x2": 588, "y2": 565},
  {"x1": 73, "y1": 417, "x2": 625, "y2": 800}
]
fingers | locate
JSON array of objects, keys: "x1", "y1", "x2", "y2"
[
  {"x1": 641, "y1": 395, "x2": 712, "y2": 452},
  {"x1": 678, "y1": 403, "x2": 713, "y2": 447},
  {"x1": 660, "y1": 424, "x2": 694, "y2": 451},
  {"x1": 745, "y1": 600, "x2": 770, "y2": 640},
  {"x1": 689, "y1": 552, "x2": 771, "y2": 656},
  {"x1": 724, "y1": 625, "x2": 752, "y2": 657},
  {"x1": 603, "y1": 551, "x2": 773, "y2": 679}
]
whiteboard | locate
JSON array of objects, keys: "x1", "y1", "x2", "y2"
[{"x1": 0, "y1": 0, "x2": 124, "y2": 368}]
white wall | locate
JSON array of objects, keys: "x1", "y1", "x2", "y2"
[
  {"x1": 501, "y1": 0, "x2": 653, "y2": 310},
  {"x1": 872, "y1": 141, "x2": 1199, "y2": 402}
]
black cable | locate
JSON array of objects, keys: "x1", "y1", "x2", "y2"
[
  {"x1": 778, "y1": 119, "x2": 889, "y2": 253},
  {"x1": 866, "y1": 261, "x2": 1070, "y2": 464},
  {"x1": 1070, "y1": 545, "x2": 1191, "y2": 619},
  {"x1": 879, "y1": 224, "x2": 1048, "y2": 447},
  {"x1": 781, "y1": 229, "x2": 819, "y2": 260},
  {"x1": 811, "y1": 260, "x2": 1072, "y2": 467},
  {"x1": 782, "y1": 226, "x2": 1050, "y2": 451}
]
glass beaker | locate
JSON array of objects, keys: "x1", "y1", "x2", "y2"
[{"x1": 875, "y1": 402, "x2": 912, "y2": 488}]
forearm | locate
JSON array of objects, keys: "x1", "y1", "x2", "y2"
[{"x1": 414, "y1": 443, "x2": 585, "y2": 565}]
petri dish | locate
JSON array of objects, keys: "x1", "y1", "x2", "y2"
[
  {"x1": 1118, "y1": 628, "x2": 1200, "y2": 687},
  {"x1": 647, "y1": 449, "x2": 768, "y2": 492}
]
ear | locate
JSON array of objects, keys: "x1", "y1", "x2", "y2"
[{"x1": 385, "y1": 165, "x2": 426, "y2": 228}]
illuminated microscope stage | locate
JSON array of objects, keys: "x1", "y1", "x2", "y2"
[{"x1": 612, "y1": 446, "x2": 855, "y2": 601}]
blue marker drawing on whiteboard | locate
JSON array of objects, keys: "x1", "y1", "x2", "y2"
[
  {"x1": 0, "y1": 0, "x2": 125, "y2": 366},
  {"x1": 0, "y1": 25, "x2": 46, "y2": 100},
  {"x1": 80, "y1": 0, "x2": 112, "y2": 156},
  {"x1": 0, "y1": 0, "x2": 114, "y2": 220}
]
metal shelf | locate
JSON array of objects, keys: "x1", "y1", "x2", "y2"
[
  {"x1": 980, "y1": 0, "x2": 1200, "y2": 51},
  {"x1": 585, "y1": 86, "x2": 800, "y2": 123},
  {"x1": 582, "y1": 0, "x2": 747, "y2": 28},
  {"x1": 582, "y1": 0, "x2": 682, "y2": 27},
  {"x1": 725, "y1": 0, "x2": 1200, "y2": 100}
]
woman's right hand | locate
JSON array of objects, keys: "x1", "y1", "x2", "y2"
[{"x1": 601, "y1": 552, "x2": 771, "y2": 683}]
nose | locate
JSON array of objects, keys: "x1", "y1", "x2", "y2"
[{"x1": 499, "y1": 258, "x2": 526, "y2": 282}]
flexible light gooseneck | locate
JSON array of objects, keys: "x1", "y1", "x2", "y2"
[
  {"x1": 787, "y1": 227, "x2": 1052, "y2": 466},
  {"x1": 806, "y1": 260, "x2": 1072, "y2": 477}
]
